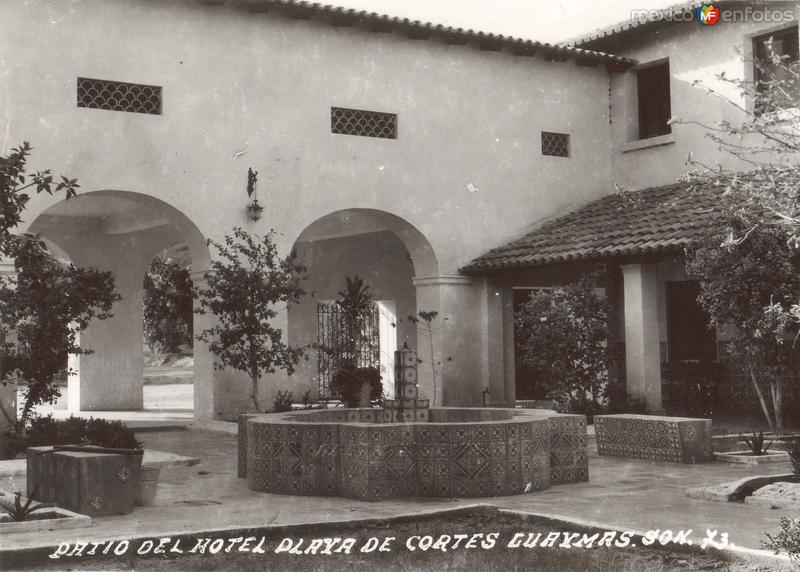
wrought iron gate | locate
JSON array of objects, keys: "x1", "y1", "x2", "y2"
[{"x1": 317, "y1": 302, "x2": 380, "y2": 399}]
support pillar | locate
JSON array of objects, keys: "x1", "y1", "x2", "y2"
[
  {"x1": 190, "y1": 269, "x2": 216, "y2": 421},
  {"x1": 622, "y1": 263, "x2": 663, "y2": 413},
  {"x1": 75, "y1": 252, "x2": 147, "y2": 411},
  {"x1": 413, "y1": 275, "x2": 485, "y2": 407}
]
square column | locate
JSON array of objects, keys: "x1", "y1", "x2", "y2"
[{"x1": 622, "y1": 263, "x2": 663, "y2": 413}]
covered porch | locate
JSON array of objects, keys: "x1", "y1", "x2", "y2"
[{"x1": 461, "y1": 182, "x2": 793, "y2": 418}]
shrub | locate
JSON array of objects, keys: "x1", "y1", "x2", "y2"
[
  {"x1": 300, "y1": 389, "x2": 326, "y2": 410},
  {"x1": 272, "y1": 390, "x2": 294, "y2": 413},
  {"x1": 330, "y1": 364, "x2": 381, "y2": 408},
  {"x1": 606, "y1": 384, "x2": 648, "y2": 415},
  {"x1": 514, "y1": 274, "x2": 616, "y2": 412},
  {"x1": 764, "y1": 517, "x2": 800, "y2": 567},
  {"x1": 789, "y1": 441, "x2": 800, "y2": 477},
  {"x1": 83, "y1": 419, "x2": 141, "y2": 449},
  {"x1": 8, "y1": 415, "x2": 140, "y2": 455},
  {"x1": 143, "y1": 256, "x2": 193, "y2": 354}
]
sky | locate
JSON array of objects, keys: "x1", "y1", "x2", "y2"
[{"x1": 323, "y1": 0, "x2": 678, "y2": 43}]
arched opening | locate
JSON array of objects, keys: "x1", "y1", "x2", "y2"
[
  {"x1": 26, "y1": 190, "x2": 211, "y2": 419},
  {"x1": 288, "y1": 209, "x2": 438, "y2": 403},
  {"x1": 141, "y1": 243, "x2": 195, "y2": 416}
]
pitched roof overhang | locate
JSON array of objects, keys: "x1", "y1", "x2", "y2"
[
  {"x1": 461, "y1": 182, "x2": 731, "y2": 275},
  {"x1": 195, "y1": 0, "x2": 635, "y2": 68}
]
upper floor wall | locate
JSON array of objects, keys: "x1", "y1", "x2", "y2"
[
  {"x1": 0, "y1": 0, "x2": 618, "y2": 275},
  {"x1": 585, "y1": 3, "x2": 799, "y2": 191}
]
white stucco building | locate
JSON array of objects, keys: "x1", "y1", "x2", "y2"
[{"x1": 1, "y1": 0, "x2": 797, "y2": 421}]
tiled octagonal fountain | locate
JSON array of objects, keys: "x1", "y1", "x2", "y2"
[
  {"x1": 239, "y1": 407, "x2": 587, "y2": 501},
  {"x1": 239, "y1": 349, "x2": 587, "y2": 501}
]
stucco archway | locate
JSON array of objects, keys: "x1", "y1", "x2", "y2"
[
  {"x1": 26, "y1": 190, "x2": 212, "y2": 417},
  {"x1": 288, "y1": 208, "x2": 440, "y2": 402}
]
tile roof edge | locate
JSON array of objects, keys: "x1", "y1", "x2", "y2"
[
  {"x1": 459, "y1": 243, "x2": 689, "y2": 275},
  {"x1": 563, "y1": 0, "x2": 766, "y2": 47},
  {"x1": 459, "y1": 181, "x2": 723, "y2": 275},
  {"x1": 221, "y1": 0, "x2": 636, "y2": 65}
]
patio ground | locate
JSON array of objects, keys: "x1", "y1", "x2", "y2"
[{"x1": 1, "y1": 426, "x2": 794, "y2": 568}]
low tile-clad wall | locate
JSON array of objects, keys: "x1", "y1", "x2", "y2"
[
  {"x1": 546, "y1": 414, "x2": 588, "y2": 484},
  {"x1": 238, "y1": 414, "x2": 257, "y2": 479},
  {"x1": 415, "y1": 419, "x2": 551, "y2": 498},
  {"x1": 339, "y1": 424, "x2": 417, "y2": 500},
  {"x1": 594, "y1": 414, "x2": 713, "y2": 464},
  {"x1": 244, "y1": 408, "x2": 586, "y2": 501}
]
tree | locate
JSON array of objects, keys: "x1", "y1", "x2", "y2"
[
  {"x1": 677, "y1": 35, "x2": 799, "y2": 234},
  {"x1": 194, "y1": 227, "x2": 308, "y2": 411},
  {"x1": 513, "y1": 275, "x2": 615, "y2": 415},
  {"x1": 686, "y1": 211, "x2": 800, "y2": 432},
  {"x1": 0, "y1": 143, "x2": 119, "y2": 429},
  {"x1": 143, "y1": 256, "x2": 193, "y2": 354},
  {"x1": 0, "y1": 142, "x2": 79, "y2": 255},
  {"x1": 673, "y1": 33, "x2": 800, "y2": 429}
]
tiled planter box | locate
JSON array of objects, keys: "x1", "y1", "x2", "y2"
[
  {"x1": 27, "y1": 446, "x2": 143, "y2": 516},
  {"x1": 0, "y1": 501, "x2": 91, "y2": 534},
  {"x1": 244, "y1": 408, "x2": 587, "y2": 501},
  {"x1": 594, "y1": 414, "x2": 713, "y2": 464}
]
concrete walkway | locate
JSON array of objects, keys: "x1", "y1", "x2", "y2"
[{"x1": 1, "y1": 428, "x2": 794, "y2": 560}]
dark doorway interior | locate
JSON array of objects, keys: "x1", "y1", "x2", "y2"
[
  {"x1": 666, "y1": 281, "x2": 717, "y2": 363},
  {"x1": 663, "y1": 281, "x2": 719, "y2": 415}
]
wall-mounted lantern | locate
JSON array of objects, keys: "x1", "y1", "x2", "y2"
[{"x1": 245, "y1": 167, "x2": 264, "y2": 222}]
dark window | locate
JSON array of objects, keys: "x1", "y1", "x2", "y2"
[
  {"x1": 753, "y1": 25, "x2": 799, "y2": 112},
  {"x1": 541, "y1": 132, "x2": 570, "y2": 157},
  {"x1": 77, "y1": 78, "x2": 162, "y2": 115},
  {"x1": 331, "y1": 107, "x2": 397, "y2": 139},
  {"x1": 636, "y1": 61, "x2": 671, "y2": 140}
]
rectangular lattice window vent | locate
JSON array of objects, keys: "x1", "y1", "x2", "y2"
[
  {"x1": 541, "y1": 131, "x2": 570, "y2": 157},
  {"x1": 331, "y1": 107, "x2": 397, "y2": 139},
  {"x1": 77, "y1": 78, "x2": 162, "y2": 115}
]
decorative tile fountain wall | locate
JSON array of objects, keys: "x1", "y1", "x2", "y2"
[{"x1": 242, "y1": 408, "x2": 587, "y2": 501}]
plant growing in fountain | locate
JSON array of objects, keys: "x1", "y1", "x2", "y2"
[
  {"x1": 195, "y1": 227, "x2": 308, "y2": 412},
  {"x1": 406, "y1": 311, "x2": 451, "y2": 407}
]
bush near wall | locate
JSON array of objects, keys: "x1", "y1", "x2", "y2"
[{"x1": 5, "y1": 415, "x2": 141, "y2": 457}]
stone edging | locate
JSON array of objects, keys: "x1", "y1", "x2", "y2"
[{"x1": 686, "y1": 473, "x2": 797, "y2": 502}]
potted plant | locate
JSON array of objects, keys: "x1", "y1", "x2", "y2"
[
  {"x1": 330, "y1": 362, "x2": 381, "y2": 408},
  {"x1": 322, "y1": 276, "x2": 382, "y2": 407}
]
